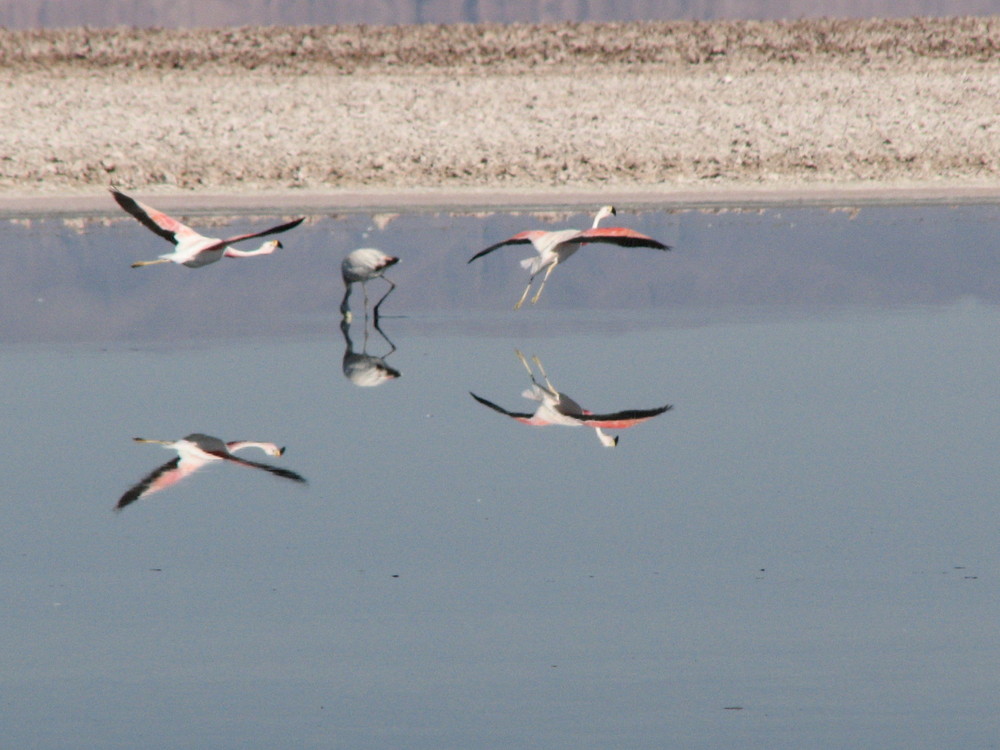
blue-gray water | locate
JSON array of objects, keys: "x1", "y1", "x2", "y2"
[{"x1": 2, "y1": 202, "x2": 999, "y2": 749}]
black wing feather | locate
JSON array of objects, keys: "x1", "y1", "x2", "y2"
[
  {"x1": 115, "y1": 456, "x2": 180, "y2": 511},
  {"x1": 110, "y1": 187, "x2": 177, "y2": 244},
  {"x1": 469, "y1": 392, "x2": 533, "y2": 419},
  {"x1": 219, "y1": 454, "x2": 308, "y2": 484},
  {"x1": 561, "y1": 236, "x2": 671, "y2": 250},
  {"x1": 579, "y1": 405, "x2": 673, "y2": 422},
  {"x1": 467, "y1": 237, "x2": 533, "y2": 263},
  {"x1": 222, "y1": 216, "x2": 306, "y2": 245}
]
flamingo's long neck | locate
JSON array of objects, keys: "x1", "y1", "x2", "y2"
[
  {"x1": 226, "y1": 441, "x2": 283, "y2": 456},
  {"x1": 592, "y1": 205, "x2": 615, "y2": 228},
  {"x1": 224, "y1": 241, "x2": 279, "y2": 258},
  {"x1": 134, "y1": 438, "x2": 177, "y2": 448}
]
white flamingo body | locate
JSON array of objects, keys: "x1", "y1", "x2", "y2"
[
  {"x1": 517, "y1": 227, "x2": 595, "y2": 275},
  {"x1": 110, "y1": 187, "x2": 304, "y2": 268},
  {"x1": 116, "y1": 433, "x2": 306, "y2": 511},
  {"x1": 340, "y1": 248, "x2": 399, "y2": 320},
  {"x1": 154, "y1": 236, "x2": 279, "y2": 269},
  {"x1": 468, "y1": 205, "x2": 670, "y2": 308}
]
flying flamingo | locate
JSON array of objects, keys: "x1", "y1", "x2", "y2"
[
  {"x1": 116, "y1": 433, "x2": 307, "y2": 511},
  {"x1": 110, "y1": 187, "x2": 305, "y2": 268},
  {"x1": 467, "y1": 205, "x2": 670, "y2": 308},
  {"x1": 470, "y1": 350, "x2": 671, "y2": 447},
  {"x1": 340, "y1": 248, "x2": 399, "y2": 321}
]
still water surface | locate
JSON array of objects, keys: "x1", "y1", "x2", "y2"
[{"x1": 1, "y1": 202, "x2": 999, "y2": 748}]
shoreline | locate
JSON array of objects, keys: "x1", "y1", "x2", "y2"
[
  {"x1": 4, "y1": 181, "x2": 1000, "y2": 218},
  {"x1": 4, "y1": 20, "x2": 1000, "y2": 210}
]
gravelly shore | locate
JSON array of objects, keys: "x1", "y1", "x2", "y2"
[{"x1": 2, "y1": 18, "x2": 1000, "y2": 206}]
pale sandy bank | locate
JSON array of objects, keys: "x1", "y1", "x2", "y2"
[{"x1": 2, "y1": 18, "x2": 1000, "y2": 210}]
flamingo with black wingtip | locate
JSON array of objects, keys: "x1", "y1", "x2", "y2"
[
  {"x1": 110, "y1": 187, "x2": 305, "y2": 269},
  {"x1": 468, "y1": 205, "x2": 670, "y2": 309},
  {"x1": 116, "y1": 433, "x2": 306, "y2": 511},
  {"x1": 470, "y1": 350, "x2": 671, "y2": 447}
]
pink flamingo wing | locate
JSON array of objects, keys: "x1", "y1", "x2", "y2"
[
  {"x1": 576, "y1": 226, "x2": 671, "y2": 249},
  {"x1": 110, "y1": 187, "x2": 200, "y2": 244},
  {"x1": 140, "y1": 203, "x2": 200, "y2": 240},
  {"x1": 217, "y1": 453, "x2": 308, "y2": 483},
  {"x1": 218, "y1": 216, "x2": 306, "y2": 246},
  {"x1": 115, "y1": 457, "x2": 200, "y2": 510},
  {"x1": 576, "y1": 405, "x2": 673, "y2": 428},
  {"x1": 578, "y1": 416, "x2": 655, "y2": 429},
  {"x1": 468, "y1": 231, "x2": 545, "y2": 263}
]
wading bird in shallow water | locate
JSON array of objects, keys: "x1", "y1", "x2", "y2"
[
  {"x1": 467, "y1": 205, "x2": 670, "y2": 309},
  {"x1": 110, "y1": 187, "x2": 305, "y2": 268},
  {"x1": 116, "y1": 433, "x2": 307, "y2": 511},
  {"x1": 470, "y1": 350, "x2": 671, "y2": 447},
  {"x1": 340, "y1": 248, "x2": 399, "y2": 321}
]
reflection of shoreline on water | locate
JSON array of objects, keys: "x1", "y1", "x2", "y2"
[
  {"x1": 116, "y1": 433, "x2": 307, "y2": 511},
  {"x1": 340, "y1": 317, "x2": 401, "y2": 387},
  {"x1": 470, "y1": 350, "x2": 671, "y2": 447},
  {"x1": 3, "y1": 205, "x2": 1000, "y2": 344},
  {"x1": 7, "y1": 202, "x2": 1000, "y2": 750}
]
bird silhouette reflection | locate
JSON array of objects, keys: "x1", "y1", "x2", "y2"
[
  {"x1": 340, "y1": 317, "x2": 401, "y2": 387},
  {"x1": 116, "y1": 433, "x2": 307, "y2": 511},
  {"x1": 470, "y1": 350, "x2": 671, "y2": 447}
]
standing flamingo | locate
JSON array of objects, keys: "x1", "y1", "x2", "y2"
[
  {"x1": 467, "y1": 205, "x2": 670, "y2": 308},
  {"x1": 470, "y1": 350, "x2": 671, "y2": 447},
  {"x1": 340, "y1": 248, "x2": 399, "y2": 321},
  {"x1": 110, "y1": 187, "x2": 305, "y2": 268},
  {"x1": 116, "y1": 433, "x2": 306, "y2": 511}
]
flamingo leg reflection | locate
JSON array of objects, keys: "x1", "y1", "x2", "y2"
[
  {"x1": 515, "y1": 349, "x2": 559, "y2": 398},
  {"x1": 339, "y1": 315, "x2": 400, "y2": 387},
  {"x1": 372, "y1": 278, "x2": 397, "y2": 321}
]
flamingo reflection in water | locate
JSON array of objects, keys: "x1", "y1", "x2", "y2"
[
  {"x1": 110, "y1": 187, "x2": 305, "y2": 269},
  {"x1": 470, "y1": 350, "x2": 671, "y2": 447},
  {"x1": 340, "y1": 317, "x2": 401, "y2": 387},
  {"x1": 467, "y1": 205, "x2": 670, "y2": 309},
  {"x1": 116, "y1": 433, "x2": 307, "y2": 511}
]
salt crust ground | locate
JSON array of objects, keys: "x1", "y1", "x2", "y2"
[{"x1": 2, "y1": 18, "x2": 1000, "y2": 212}]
